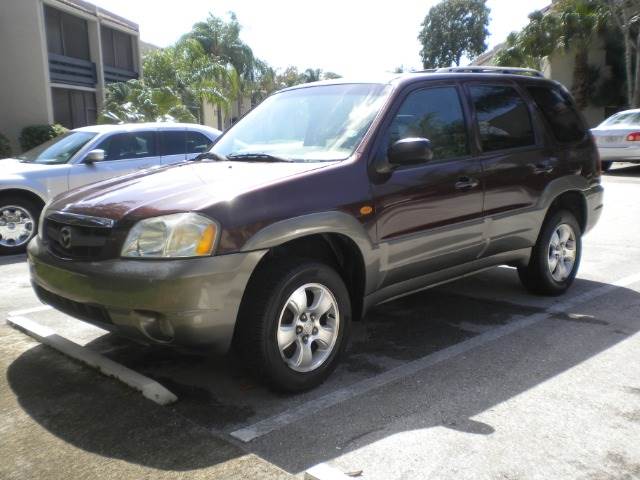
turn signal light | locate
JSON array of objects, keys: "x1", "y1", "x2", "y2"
[{"x1": 626, "y1": 132, "x2": 640, "y2": 141}]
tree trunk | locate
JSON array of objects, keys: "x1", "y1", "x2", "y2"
[
  {"x1": 623, "y1": 27, "x2": 635, "y2": 107},
  {"x1": 217, "y1": 104, "x2": 222, "y2": 130},
  {"x1": 633, "y1": 31, "x2": 640, "y2": 108},
  {"x1": 572, "y1": 48, "x2": 590, "y2": 110}
]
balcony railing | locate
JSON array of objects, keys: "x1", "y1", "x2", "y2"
[
  {"x1": 104, "y1": 65, "x2": 138, "y2": 84},
  {"x1": 48, "y1": 53, "x2": 97, "y2": 87}
]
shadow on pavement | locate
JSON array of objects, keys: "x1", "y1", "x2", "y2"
[
  {"x1": 6, "y1": 269, "x2": 640, "y2": 474},
  {"x1": 605, "y1": 164, "x2": 640, "y2": 177},
  {"x1": 0, "y1": 253, "x2": 27, "y2": 265}
]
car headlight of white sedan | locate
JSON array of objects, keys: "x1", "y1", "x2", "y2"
[{"x1": 121, "y1": 212, "x2": 218, "y2": 258}]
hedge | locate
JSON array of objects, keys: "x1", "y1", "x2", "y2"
[
  {"x1": 19, "y1": 124, "x2": 68, "y2": 152},
  {"x1": 0, "y1": 133, "x2": 11, "y2": 159}
]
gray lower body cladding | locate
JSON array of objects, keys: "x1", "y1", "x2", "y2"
[{"x1": 28, "y1": 238, "x2": 266, "y2": 353}]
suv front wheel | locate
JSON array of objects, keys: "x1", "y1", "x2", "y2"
[
  {"x1": 236, "y1": 258, "x2": 351, "y2": 392},
  {"x1": 518, "y1": 209, "x2": 582, "y2": 295}
]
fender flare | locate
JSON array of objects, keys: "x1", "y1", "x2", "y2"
[{"x1": 240, "y1": 211, "x2": 382, "y2": 295}]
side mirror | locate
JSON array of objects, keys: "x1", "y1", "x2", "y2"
[
  {"x1": 387, "y1": 138, "x2": 433, "y2": 168},
  {"x1": 84, "y1": 149, "x2": 105, "y2": 163}
]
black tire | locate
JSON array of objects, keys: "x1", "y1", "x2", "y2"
[
  {"x1": 235, "y1": 258, "x2": 351, "y2": 392},
  {"x1": 518, "y1": 209, "x2": 582, "y2": 296},
  {"x1": 0, "y1": 196, "x2": 41, "y2": 255},
  {"x1": 601, "y1": 160, "x2": 613, "y2": 172}
]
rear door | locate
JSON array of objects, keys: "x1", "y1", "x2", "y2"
[
  {"x1": 465, "y1": 82, "x2": 555, "y2": 256},
  {"x1": 372, "y1": 83, "x2": 485, "y2": 288},
  {"x1": 159, "y1": 130, "x2": 187, "y2": 165},
  {"x1": 69, "y1": 130, "x2": 159, "y2": 190}
]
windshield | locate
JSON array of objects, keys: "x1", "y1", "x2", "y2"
[
  {"x1": 600, "y1": 111, "x2": 640, "y2": 127},
  {"x1": 18, "y1": 131, "x2": 97, "y2": 164},
  {"x1": 212, "y1": 83, "x2": 391, "y2": 162}
]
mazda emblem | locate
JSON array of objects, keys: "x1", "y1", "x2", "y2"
[{"x1": 59, "y1": 226, "x2": 73, "y2": 249}]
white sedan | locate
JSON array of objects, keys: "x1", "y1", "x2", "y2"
[
  {"x1": 0, "y1": 123, "x2": 221, "y2": 254},
  {"x1": 591, "y1": 109, "x2": 640, "y2": 171}
]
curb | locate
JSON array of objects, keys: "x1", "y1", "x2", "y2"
[
  {"x1": 6, "y1": 315, "x2": 178, "y2": 406},
  {"x1": 305, "y1": 463, "x2": 355, "y2": 480}
]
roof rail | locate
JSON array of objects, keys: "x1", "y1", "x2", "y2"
[{"x1": 434, "y1": 66, "x2": 545, "y2": 78}]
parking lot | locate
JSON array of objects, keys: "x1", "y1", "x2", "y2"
[{"x1": 2, "y1": 166, "x2": 640, "y2": 480}]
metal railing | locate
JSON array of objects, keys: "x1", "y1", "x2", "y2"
[
  {"x1": 104, "y1": 65, "x2": 138, "y2": 83},
  {"x1": 48, "y1": 53, "x2": 97, "y2": 87},
  {"x1": 435, "y1": 66, "x2": 545, "y2": 77}
]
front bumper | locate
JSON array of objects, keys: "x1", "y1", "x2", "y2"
[{"x1": 28, "y1": 239, "x2": 266, "y2": 353}]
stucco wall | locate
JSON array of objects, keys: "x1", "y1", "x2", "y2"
[
  {"x1": 0, "y1": 0, "x2": 52, "y2": 153},
  {"x1": 545, "y1": 37, "x2": 607, "y2": 127}
]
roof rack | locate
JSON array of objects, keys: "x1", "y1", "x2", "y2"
[{"x1": 434, "y1": 66, "x2": 545, "y2": 78}]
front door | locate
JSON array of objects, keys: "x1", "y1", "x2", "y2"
[
  {"x1": 372, "y1": 84, "x2": 484, "y2": 289},
  {"x1": 69, "y1": 130, "x2": 159, "y2": 190}
]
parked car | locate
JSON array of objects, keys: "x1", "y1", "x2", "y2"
[
  {"x1": 591, "y1": 109, "x2": 640, "y2": 171},
  {"x1": 0, "y1": 123, "x2": 221, "y2": 254},
  {"x1": 29, "y1": 67, "x2": 603, "y2": 392}
]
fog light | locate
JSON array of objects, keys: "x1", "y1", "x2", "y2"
[{"x1": 135, "y1": 310, "x2": 174, "y2": 343}]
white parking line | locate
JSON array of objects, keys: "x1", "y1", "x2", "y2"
[
  {"x1": 8, "y1": 305, "x2": 52, "y2": 317},
  {"x1": 231, "y1": 272, "x2": 640, "y2": 442},
  {"x1": 6, "y1": 315, "x2": 178, "y2": 406}
]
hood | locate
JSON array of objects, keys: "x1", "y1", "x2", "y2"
[
  {"x1": 50, "y1": 160, "x2": 332, "y2": 221},
  {"x1": 0, "y1": 158, "x2": 65, "y2": 176}
]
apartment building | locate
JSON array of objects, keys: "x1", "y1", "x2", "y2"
[{"x1": 0, "y1": 0, "x2": 142, "y2": 151}]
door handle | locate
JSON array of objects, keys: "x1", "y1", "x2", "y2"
[
  {"x1": 533, "y1": 163, "x2": 554, "y2": 174},
  {"x1": 455, "y1": 177, "x2": 479, "y2": 191}
]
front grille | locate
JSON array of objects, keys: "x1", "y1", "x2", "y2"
[
  {"x1": 35, "y1": 285, "x2": 111, "y2": 325},
  {"x1": 43, "y1": 212, "x2": 114, "y2": 260}
]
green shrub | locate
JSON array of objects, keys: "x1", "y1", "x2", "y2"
[
  {"x1": 0, "y1": 133, "x2": 11, "y2": 159},
  {"x1": 19, "y1": 124, "x2": 68, "y2": 152}
]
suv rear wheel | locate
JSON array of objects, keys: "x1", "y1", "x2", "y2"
[
  {"x1": 518, "y1": 209, "x2": 582, "y2": 295},
  {"x1": 235, "y1": 258, "x2": 351, "y2": 392},
  {"x1": 0, "y1": 197, "x2": 40, "y2": 255}
]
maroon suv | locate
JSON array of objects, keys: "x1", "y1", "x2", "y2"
[{"x1": 28, "y1": 67, "x2": 604, "y2": 391}]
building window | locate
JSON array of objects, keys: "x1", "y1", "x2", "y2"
[
  {"x1": 101, "y1": 26, "x2": 135, "y2": 71},
  {"x1": 52, "y1": 88, "x2": 97, "y2": 129},
  {"x1": 44, "y1": 6, "x2": 90, "y2": 60}
]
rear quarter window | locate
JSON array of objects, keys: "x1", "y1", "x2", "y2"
[{"x1": 527, "y1": 86, "x2": 587, "y2": 143}]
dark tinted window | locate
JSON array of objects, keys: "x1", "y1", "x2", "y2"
[
  {"x1": 97, "y1": 132, "x2": 157, "y2": 161},
  {"x1": 387, "y1": 86, "x2": 469, "y2": 160},
  {"x1": 44, "y1": 6, "x2": 90, "y2": 60},
  {"x1": 470, "y1": 85, "x2": 535, "y2": 152},
  {"x1": 527, "y1": 86, "x2": 586, "y2": 143},
  {"x1": 52, "y1": 88, "x2": 97, "y2": 129},
  {"x1": 101, "y1": 26, "x2": 135, "y2": 70},
  {"x1": 186, "y1": 132, "x2": 213, "y2": 154},
  {"x1": 160, "y1": 131, "x2": 186, "y2": 156}
]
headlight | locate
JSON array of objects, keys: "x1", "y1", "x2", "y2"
[{"x1": 121, "y1": 213, "x2": 218, "y2": 258}]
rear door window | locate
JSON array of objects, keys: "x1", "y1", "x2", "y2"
[
  {"x1": 387, "y1": 86, "x2": 469, "y2": 161},
  {"x1": 469, "y1": 85, "x2": 535, "y2": 152},
  {"x1": 159, "y1": 131, "x2": 186, "y2": 156},
  {"x1": 527, "y1": 86, "x2": 587, "y2": 143}
]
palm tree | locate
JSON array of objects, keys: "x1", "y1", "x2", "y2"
[
  {"x1": 496, "y1": 0, "x2": 607, "y2": 109},
  {"x1": 184, "y1": 13, "x2": 256, "y2": 124},
  {"x1": 554, "y1": 0, "x2": 608, "y2": 108}
]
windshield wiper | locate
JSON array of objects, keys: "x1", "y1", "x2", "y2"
[
  {"x1": 227, "y1": 153, "x2": 292, "y2": 163},
  {"x1": 192, "y1": 151, "x2": 228, "y2": 162}
]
